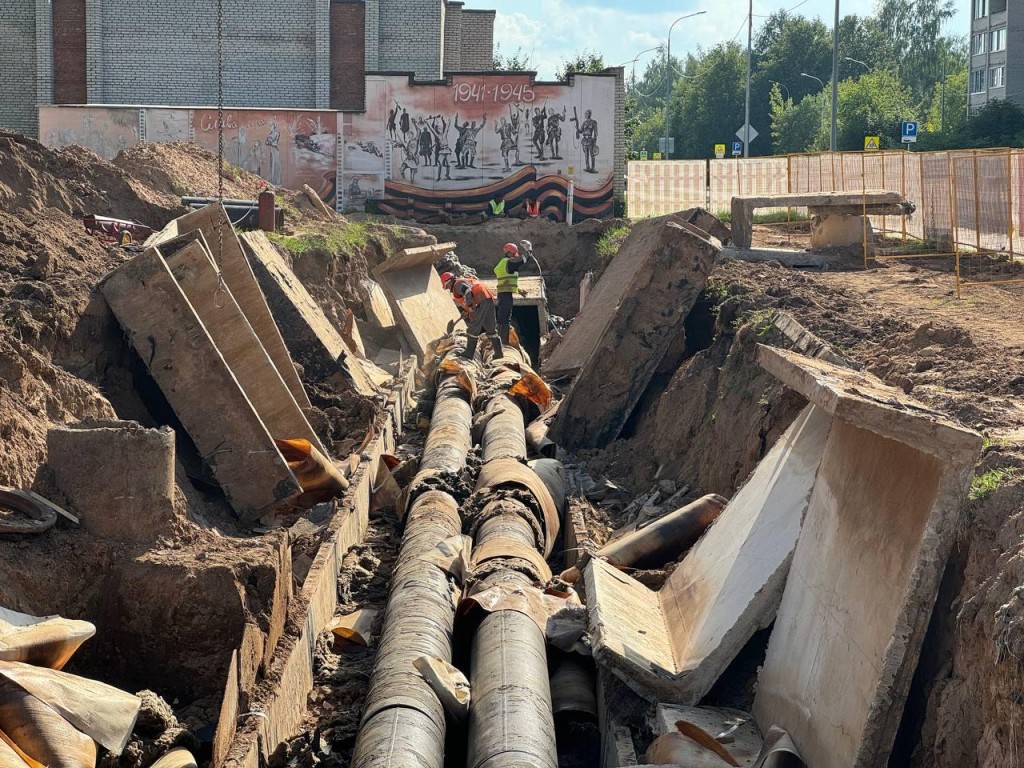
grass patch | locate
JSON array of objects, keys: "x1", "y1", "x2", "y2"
[
  {"x1": 969, "y1": 467, "x2": 1019, "y2": 502},
  {"x1": 735, "y1": 308, "x2": 777, "y2": 336},
  {"x1": 269, "y1": 221, "x2": 372, "y2": 256},
  {"x1": 596, "y1": 225, "x2": 631, "y2": 264},
  {"x1": 714, "y1": 210, "x2": 810, "y2": 225}
]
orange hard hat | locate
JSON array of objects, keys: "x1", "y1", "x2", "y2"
[
  {"x1": 503, "y1": 243, "x2": 518, "y2": 254},
  {"x1": 440, "y1": 271, "x2": 455, "y2": 289}
]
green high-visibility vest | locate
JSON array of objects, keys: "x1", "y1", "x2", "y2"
[
  {"x1": 494, "y1": 257, "x2": 518, "y2": 293},
  {"x1": 489, "y1": 199, "x2": 505, "y2": 215}
]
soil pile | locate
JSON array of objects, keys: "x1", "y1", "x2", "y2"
[{"x1": 113, "y1": 141, "x2": 268, "y2": 202}]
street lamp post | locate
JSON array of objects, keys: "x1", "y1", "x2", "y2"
[
  {"x1": 769, "y1": 80, "x2": 790, "y2": 101},
  {"x1": 801, "y1": 72, "x2": 827, "y2": 147},
  {"x1": 663, "y1": 10, "x2": 707, "y2": 159},
  {"x1": 619, "y1": 46, "x2": 661, "y2": 90},
  {"x1": 830, "y1": 0, "x2": 838, "y2": 152},
  {"x1": 844, "y1": 56, "x2": 869, "y2": 72}
]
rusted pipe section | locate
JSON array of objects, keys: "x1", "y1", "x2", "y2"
[
  {"x1": 465, "y1": 373, "x2": 558, "y2": 768},
  {"x1": 353, "y1": 361, "x2": 473, "y2": 768}
]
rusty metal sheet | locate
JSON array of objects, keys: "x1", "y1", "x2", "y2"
[
  {"x1": 470, "y1": 538, "x2": 553, "y2": 584},
  {"x1": 474, "y1": 459, "x2": 560, "y2": 558}
]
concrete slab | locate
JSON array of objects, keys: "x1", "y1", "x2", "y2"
[
  {"x1": 164, "y1": 239, "x2": 327, "y2": 452},
  {"x1": 730, "y1": 191, "x2": 904, "y2": 248},
  {"x1": 149, "y1": 204, "x2": 311, "y2": 408},
  {"x1": 585, "y1": 405, "x2": 832, "y2": 704},
  {"x1": 373, "y1": 242, "x2": 460, "y2": 359},
  {"x1": 752, "y1": 345, "x2": 982, "y2": 768},
  {"x1": 46, "y1": 420, "x2": 180, "y2": 543},
  {"x1": 361, "y1": 279, "x2": 397, "y2": 330},
  {"x1": 543, "y1": 210, "x2": 711, "y2": 378},
  {"x1": 240, "y1": 231, "x2": 382, "y2": 396},
  {"x1": 100, "y1": 248, "x2": 301, "y2": 521},
  {"x1": 548, "y1": 221, "x2": 719, "y2": 450}
]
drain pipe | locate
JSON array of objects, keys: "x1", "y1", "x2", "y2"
[
  {"x1": 352, "y1": 353, "x2": 474, "y2": 768},
  {"x1": 465, "y1": 366, "x2": 558, "y2": 768}
]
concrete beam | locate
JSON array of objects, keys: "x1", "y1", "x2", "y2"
[
  {"x1": 100, "y1": 248, "x2": 301, "y2": 522},
  {"x1": 752, "y1": 345, "x2": 982, "y2": 768}
]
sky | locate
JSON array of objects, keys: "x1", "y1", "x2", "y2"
[{"x1": 461, "y1": 0, "x2": 970, "y2": 80}]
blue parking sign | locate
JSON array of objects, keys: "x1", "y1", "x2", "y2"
[
  {"x1": 731, "y1": 141, "x2": 743, "y2": 156},
  {"x1": 901, "y1": 121, "x2": 918, "y2": 143}
]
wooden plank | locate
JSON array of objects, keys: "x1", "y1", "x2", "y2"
[
  {"x1": 373, "y1": 246, "x2": 460, "y2": 359},
  {"x1": 100, "y1": 248, "x2": 301, "y2": 521},
  {"x1": 164, "y1": 239, "x2": 327, "y2": 451},
  {"x1": 149, "y1": 204, "x2": 312, "y2": 408},
  {"x1": 212, "y1": 652, "x2": 239, "y2": 768}
]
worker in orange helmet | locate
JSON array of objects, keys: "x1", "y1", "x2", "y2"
[
  {"x1": 442, "y1": 272, "x2": 503, "y2": 360},
  {"x1": 494, "y1": 242, "x2": 528, "y2": 344}
]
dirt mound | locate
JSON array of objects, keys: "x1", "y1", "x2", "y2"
[
  {"x1": 114, "y1": 141, "x2": 268, "y2": 202},
  {"x1": 0, "y1": 131, "x2": 179, "y2": 225}
]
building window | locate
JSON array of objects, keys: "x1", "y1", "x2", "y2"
[
  {"x1": 971, "y1": 69, "x2": 987, "y2": 93},
  {"x1": 975, "y1": 0, "x2": 988, "y2": 18},
  {"x1": 973, "y1": 33, "x2": 987, "y2": 55},
  {"x1": 991, "y1": 66, "x2": 1005, "y2": 88},
  {"x1": 991, "y1": 28, "x2": 1006, "y2": 52},
  {"x1": 992, "y1": 0, "x2": 1007, "y2": 12}
]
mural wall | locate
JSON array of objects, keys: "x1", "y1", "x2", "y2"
[
  {"x1": 38, "y1": 73, "x2": 617, "y2": 219},
  {"x1": 342, "y1": 73, "x2": 616, "y2": 218}
]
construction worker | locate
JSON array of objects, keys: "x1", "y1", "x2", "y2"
[
  {"x1": 494, "y1": 243, "x2": 528, "y2": 344},
  {"x1": 441, "y1": 272, "x2": 504, "y2": 360}
]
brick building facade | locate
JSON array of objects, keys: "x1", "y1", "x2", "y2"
[{"x1": 0, "y1": 0, "x2": 496, "y2": 136}]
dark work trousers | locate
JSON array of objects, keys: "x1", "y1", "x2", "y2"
[
  {"x1": 496, "y1": 291, "x2": 515, "y2": 343},
  {"x1": 462, "y1": 296, "x2": 504, "y2": 360}
]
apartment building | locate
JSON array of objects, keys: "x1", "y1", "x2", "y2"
[{"x1": 969, "y1": 0, "x2": 1024, "y2": 112}]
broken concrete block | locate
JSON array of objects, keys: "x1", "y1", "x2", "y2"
[
  {"x1": 148, "y1": 203, "x2": 311, "y2": 408},
  {"x1": 752, "y1": 345, "x2": 982, "y2": 768},
  {"x1": 240, "y1": 231, "x2": 383, "y2": 397},
  {"x1": 543, "y1": 210, "x2": 715, "y2": 378},
  {"x1": 163, "y1": 239, "x2": 327, "y2": 453},
  {"x1": 373, "y1": 243, "x2": 461, "y2": 359},
  {"x1": 100, "y1": 249, "x2": 301, "y2": 521},
  {"x1": 46, "y1": 420, "x2": 181, "y2": 543},
  {"x1": 548, "y1": 220, "x2": 719, "y2": 450},
  {"x1": 585, "y1": 404, "x2": 831, "y2": 705}
]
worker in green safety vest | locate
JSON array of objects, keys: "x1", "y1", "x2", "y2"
[
  {"x1": 494, "y1": 242, "x2": 528, "y2": 344},
  {"x1": 488, "y1": 198, "x2": 505, "y2": 217}
]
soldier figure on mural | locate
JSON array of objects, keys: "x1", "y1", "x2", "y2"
[
  {"x1": 397, "y1": 136, "x2": 419, "y2": 183},
  {"x1": 575, "y1": 108, "x2": 599, "y2": 173},
  {"x1": 453, "y1": 115, "x2": 472, "y2": 169},
  {"x1": 387, "y1": 102, "x2": 398, "y2": 140},
  {"x1": 463, "y1": 116, "x2": 487, "y2": 168},
  {"x1": 509, "y1": 105, "x2": 524, "y2": 166},
  {"x1": 531, "y1": 107, "x2": 547, "y2": 161},
  {"x1": 425, "y1": 116, "x2": 453, "y2": 181},
  {"x1": 248, "y1": 138, "x2": 264, "y2": 176},
  {"x1": 266, "y1": 120, "x2": 282, "y2": 186},
  {"x1": 496, "y1": 116, "x2": 516, "y2": 172},
  {"x1": 546, "y1": 106, "x2": 567, "y2": 160},
  {"x1": 417, "y1": 120, "x2": 435, "y2": 167},
  {"x1": 399, "y1": 107, "x2": 411, "y2": 139}
]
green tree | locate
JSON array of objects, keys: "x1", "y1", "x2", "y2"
[
  {"x1": 493, "y1": 45, "x2": 533, "y2": 72},
  {"x1": 835, "y1": 69, "x2": 916, "y2": 150},
  {"x1": 876, "y1": 0, "x2": 958, "y2": 102},
  {"x1": 770, "y1": 84, "x2": 828, "y2": 154},
  {"x1": 667, "y1": 42, "x2": 746, "y2": 158},
  {"x1": 918, "y1": 67, "x2": 968, "y2": 149},
  {"x1": 968, "y1": 100, "x2": 1024, "y2": 148},
  {"x1": 554, "y1": 49, "x2": 606, "y2": 81}
]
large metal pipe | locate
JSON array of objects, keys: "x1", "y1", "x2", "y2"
[
  {"x1": 353, "y1": 365, "x2": 473, "y2": 768},
  {"x1": 466, "y1": 381, "x2": 557, "y2": 768}
]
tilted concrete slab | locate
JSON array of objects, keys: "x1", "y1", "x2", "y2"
[
  {"x1": 543, "y1": 210, "x2": 716, "y2": 378},
  {"x1": 164, "y1": 239, "x2": 327, "y2": 453},
  {"x1": 100, "y1": 248, "x2": 301, "y2": 522},
  {"x1": 730, "y1": 190, "x2": 904, "y2": 248},
  {"x1": 148, "y1": 203, "x2": 311, "y2": 408},
  {"x1": 373, "y1": 242, "x2": 459, "y2": 359},
  {"x1": 752, "y1": 345, "x2": 982, "y2": 768},
  {"x1": 548, "y1": 220, "x2": 719, "y2": 450},
  {"x1": 585, "y1": 404, "x2": 832, "y2": 704},
  {"x1": 240, "y1": 231, "x2": 383, "y2": 397}
]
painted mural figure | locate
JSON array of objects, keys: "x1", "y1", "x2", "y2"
[
  {"x1": 248, "y1": 139, "x2": 264, "y2": 176},
  {"x1": 546, "y1": 107, "x2": 566, "y2": 160},
  {"x1": 496, "y1": 117, "x2": 516, "y2": 172},
  {"x1": 387, "y1": 103, "x2": 398, "y2": 140},
  {"x1": 508, "y1": 106, "x2": 523, "y2": 166},
  {"x1": 417, "y1": 121, "x2": 435, "y2": 167},
  {"x1": 453, "y1": 115, "x2": 471, "y2": 169},
  {"x1": 425, "y1": 116, "x2": 452, "y2": 181},
  {"x1": 463, "y1": 116, "x2": 486, "y2": 168},
  {"x1": 398, "y1": 137, "x2": 419, "y2": 183},
  {"x1": 266, "y1": 121, "x2": 282, "y2": 186},
  {"x1": 576, "y1": 109, "x2": 599, "y2": 173},
  {"x1": 531, "y1": 107, "x2": 547, "y2": 161},
  {"x1": 399, "y1": 107, "x2": 411, "y2": 139}
]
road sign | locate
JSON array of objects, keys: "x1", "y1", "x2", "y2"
[
  {"x1": 735, "y1": 124, "x2": 759, "y2": 143},
  {"x1": 732, "y1": 141, "x2": 743, "y2": 156},
  {"x1": 658, "y1": 137, "x2": 676, "y2": 155},
  {"x1": 864, "y1": 136, "x2": 880, "y2": 151},
  {"x1": 901, "y1": 120, "x2": 918, "y2": 143},
  {"x1": 714, "y1": 144, "x2": 726, "y2": 159},
  {"x1": 653, "y1": 152, "x2": 663, "y2": 160},
  {"x1": 640, "y1": 150, "x2": 648, "y2": 161}
]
